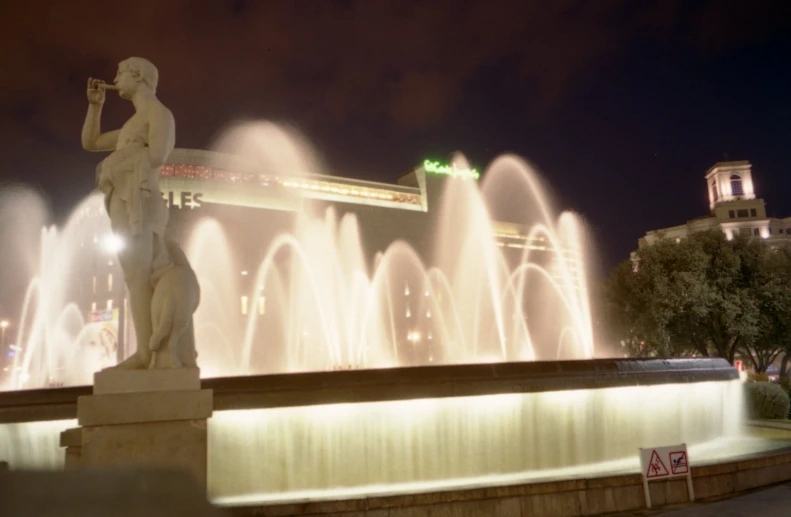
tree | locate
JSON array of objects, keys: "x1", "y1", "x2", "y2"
[
  {"x1": 740, "y1": 242, "x2": 791, "y2": 374},
  {"x1": 604, "y1": 230, "x2": 791, "y2": 367}
]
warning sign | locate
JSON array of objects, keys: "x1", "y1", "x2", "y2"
[
  {"x1": 669, "y1": 451, "x2": 688, "y2": 474},
  {"x1": 646, "y1": 450, "x2": 669, "y2": 478},
  {"x1": 639, "y1": 443, "x2": 695, "y2": 508}
]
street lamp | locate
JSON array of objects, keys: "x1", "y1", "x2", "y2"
[{"x1": 0, "y1": 320, "x2": 8, "y2": 348}]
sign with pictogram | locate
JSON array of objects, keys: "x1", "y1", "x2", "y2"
[
  {"x1": 645, "y1": 450, "x2": 669, "y2": 478},
  {"x1": 639, "y1": 444, "x2": 695, "y2": 508},
  {"x1": 669, "y1": 451, "x2": 688, "y2": 474}
]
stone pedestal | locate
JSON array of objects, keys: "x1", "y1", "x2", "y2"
[{"x1": 61, "y1": 368, "x2": 212, "y2": 489}]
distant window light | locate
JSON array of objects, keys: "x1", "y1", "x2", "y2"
[
  {"x1": 241, "y1": 296, "x2": 249, "y2": 316},
  {"x1": 107, "y1": 273, "x2": 113, "y2": 292},
  {"x1": 91, "y1": 302, "x2": 97, "y2": 311},
  {"x1": 750, "y1": 208, "x2": 757, "y2": 217},
  {"x1": 106, "y1": 299, "x2": 113, "y2": 310},
  {"x1": 730, "y1": 175, "x2": 744, "y2": 196},
  {"x1": 92, "y1": 276, "x2": 97, "y2": 294}
]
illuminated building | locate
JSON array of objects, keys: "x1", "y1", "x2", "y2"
[{"x1": 637, "y1": 161, "x2": 791, "y2": 248}]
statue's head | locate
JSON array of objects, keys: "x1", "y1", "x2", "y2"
[{"x1": 114, "y1": 57, "x2": 159, "y2": 99}]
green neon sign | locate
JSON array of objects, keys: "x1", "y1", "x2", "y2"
[{"x1": 423, "y1": 159, "x2": 480, "y2": 179}]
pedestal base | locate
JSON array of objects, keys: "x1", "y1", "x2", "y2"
[{"x1": 62, "y1": 368, "x2": 212, "y2": 489}]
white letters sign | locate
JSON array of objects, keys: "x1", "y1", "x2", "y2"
[{"x1": 639, "y1": 443, "x2": 694, "y2": 508}]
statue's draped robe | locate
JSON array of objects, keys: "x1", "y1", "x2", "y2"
[{"x1": 96, "y1": 124, "x2": 173, "y2": 285}]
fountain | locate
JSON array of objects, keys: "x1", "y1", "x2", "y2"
[
  {"x1": 0, "y1": 126, "x2": 595, "y2": 387},
  {"x1": 1, "y1": 120, "x2": 785, "y2": 513}
]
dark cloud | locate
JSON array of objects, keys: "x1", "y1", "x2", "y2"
[{"x1": 0, "y1": 0, "x2": 788, "y2": 141}]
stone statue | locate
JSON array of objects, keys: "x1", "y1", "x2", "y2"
[
  {"x1": 149, "y1": 239, "x2": 200, "y2": 367},
  {"x1": 81, "y1": 57, "x2": 200, "y2": 369}
]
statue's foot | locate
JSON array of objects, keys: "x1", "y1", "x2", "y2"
[{"x1": 104, "y1": 352, "x2": 150, "y2": 371}]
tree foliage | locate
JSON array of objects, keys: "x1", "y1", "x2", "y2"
[{"x1": 604, "y1": 230, "x2": 791, "y2": 372}]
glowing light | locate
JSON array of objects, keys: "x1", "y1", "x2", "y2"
[
  {"x1": 0, "y1": 321, "x2": 8, "y2": 329},
  {"x1": 101, "y1": 233, "x2": 125, "y2": 254},
  {"x1": 423, "y1": 159, "x2": 480, "y2": 179}
]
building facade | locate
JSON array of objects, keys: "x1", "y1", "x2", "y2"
[{"x1": 638, "y1": 161, "x2": 791, "y2": 248}]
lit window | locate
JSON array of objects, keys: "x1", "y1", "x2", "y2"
[
  {"x1": 241, "y1": 296, "x2": 248, "y2": 315},
  {"x1": 107, "y1": 273, "x2": 113, "y2": 292},
  {"x1": 92, "y1": 276, "x2": 97, "y2": 294},
  {"x1": 106, "y1": 299, "x2": 113, "y2": 310},
  {"x1": 258, "y1": 296, "x2": 265, "y2": 315},
  {"x1": 730, "y1": 175, "x2": 744, "y2": 196},
  {"x1": 91, "y1": 302, "x2": 97, "y2": 311}
]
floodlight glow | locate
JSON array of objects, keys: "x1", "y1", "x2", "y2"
[{"x1": 101, "y1": 233, "x2": 125, "y2": 254}]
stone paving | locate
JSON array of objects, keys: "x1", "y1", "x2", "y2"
[{"x1": 619, "y1": 483, "x2": 791, "y2": 516}]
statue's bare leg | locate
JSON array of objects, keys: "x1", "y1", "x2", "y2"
[{"x1": 107, "y1": 195, "x2": 155, "y2": 370}]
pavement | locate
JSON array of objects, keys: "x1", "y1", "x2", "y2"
[{"x1": 617, "y1": 483, "x2": 791, "y2": 516}]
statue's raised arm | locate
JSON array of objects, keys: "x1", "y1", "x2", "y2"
[{"x1": 81, "y1": 78, "x2": 119, "y2": 152}]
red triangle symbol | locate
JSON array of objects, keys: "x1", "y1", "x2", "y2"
[{"x1": 646, "y1": 450, "x2": 669, "y2": 478}]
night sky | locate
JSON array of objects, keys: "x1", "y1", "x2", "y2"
[{"x1": 0, "y1": 0, "x2": 789, "y2": 276}]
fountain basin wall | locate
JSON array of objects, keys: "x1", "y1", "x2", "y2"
[{"x1": 0, "y1": 359, "x2": 742, "y2": 504}]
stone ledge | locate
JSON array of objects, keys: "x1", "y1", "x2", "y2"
[
  {"x1": 0, "y1": 359, "x2": 738, "y2": 424},
  {"x1": 59, "y1": 427, "x2": 82, "y2": 447},
  {"x1": 77, "y1": 389, "x2": 213, "y2": 426},
  {"x1": 94, "y1": 367, "x2": 201, "y2": 395}
]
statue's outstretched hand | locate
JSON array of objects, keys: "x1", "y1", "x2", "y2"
[{"x1": 86, "y1": 78, "x2": 106, "y2": 105}]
